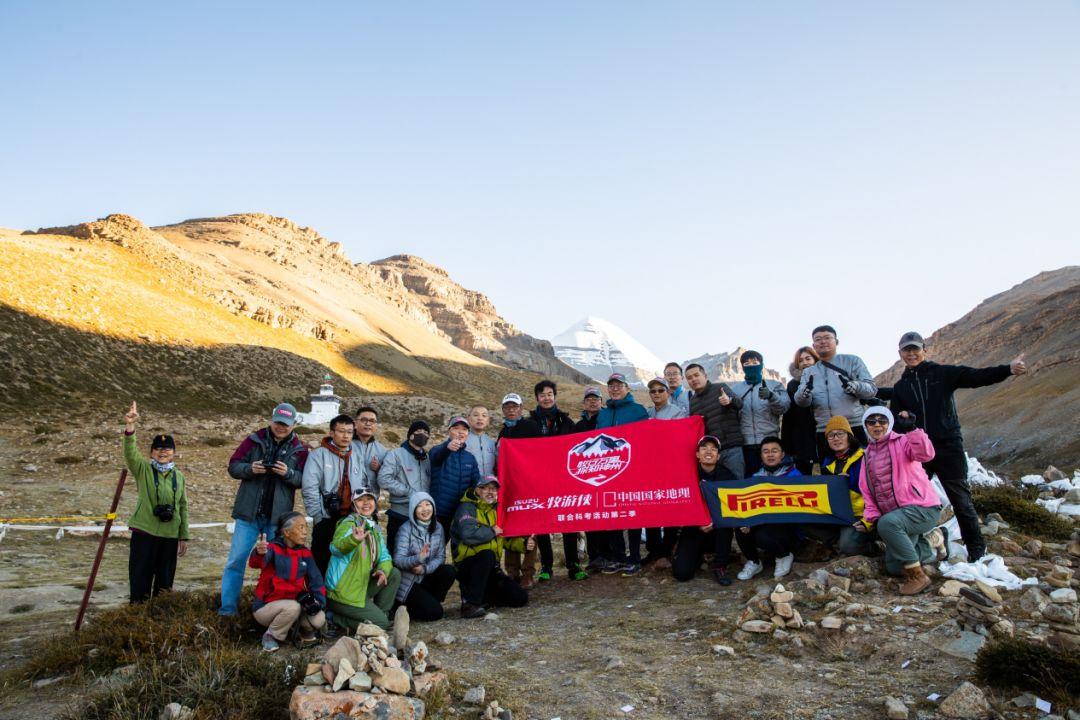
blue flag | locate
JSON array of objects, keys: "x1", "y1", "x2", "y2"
[{"x1": 701, "y1": 475, "x2": 857, "y2": 528}]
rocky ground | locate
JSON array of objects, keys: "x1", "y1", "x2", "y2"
[{"x1": 1, "y1": 418, "x2": 1078, "y2": 719}]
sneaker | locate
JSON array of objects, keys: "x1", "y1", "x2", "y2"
[
  {"x1": 570, "y1": 568, "x2": 588, "y2": 581},
  {"x1": 322, "y1": 621, "x2": 341, "y2": 639},
  {"x1": 538, "y1": 570, "x2": 552, "y2": 581},
  {"x1": 737, "y1": 560, "x2": 763, "y2": 581},
  {"x1": 586, "y1": 557, "x2": 604, "y2": 571},
  {"x1": 460, "y1": 603, "x2": 488, "y2": 619},
  {"x1": 773, "y1": 553, "x2": 795, "y2": 578},
  {"x1": 298, "y1": 632, "x2": 319, "y2": 648},
  {"x1": 711, "y1": 565, "x2": 733, "y2": 586},
  {"x1": 261, "y1": 631, "x2": 280, "y2": 653},
  {"x1": 620, "y1": 563, "x2": 642, "y2": 577},
  {"x1": 600, "y1": 560, "x2": 622, "y2": 575}
]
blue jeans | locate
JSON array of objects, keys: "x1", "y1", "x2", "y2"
[
  {"x1": 219, "y1": 517, "x2": 277, "y2": 615},
  {"x1": 721, "y1": 446, "x2": 746, "y2": 479}
]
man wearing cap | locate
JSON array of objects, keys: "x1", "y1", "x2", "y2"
[
  {"x1": 220, "y1": 402, "x2": 309, "y2": 616},
  {"x1": 377, "y1": 419, "x2": 434, "y2": 553},
  {"x1": 497, "y1": 392, "x2": 541, "y2": 440},
  {"x1": 597, "y1": 373, "x2": 650, "y2": 575},
  {"x1": 430, "y1": 415, "x2": 481, "y2": 537},
  {"x1": 729, "y1": 351, "x2": 790, "y2": 477},
  {"x1": 528, "y1": 380, "x2": 587, "y2": 581},
  {"x1": 647, "y1": 376, "x2": 688, "y2": 420},
  {"x1": 880, "y1": 331, "x2": 1028, "y2": 561},
  {"x1": 464, "y1": 406, "x2": 498, "y2": 478},
  {"x1": 496, "y1": 393, "x2": 542, "y2": 586},
  {"x1": 122, "y1": 401, "x2": 189, "y2": 603},
  {"x1": 302, "y1": 413, "x2": 367, "y2": 576},
  {"x1": 794, "y1": 325, "x2": 877, "y2": 461},
  {"x1": 575, "y1": 386, "x2": 604, "y2": 432},
  {"x1": 685, "y1": 363, "x2": 746, "y2": 479},
  {"x1": 664, "y1": 362, "x2": 690, "y2": 415},
  {"x1": 451, "y1": 474, "x2": 529, "y2": 618}
]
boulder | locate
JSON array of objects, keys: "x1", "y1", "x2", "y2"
[
  {"x1": 937, "y1": 681, "x2": 992, "y2": 718},
  {"x1": 433, "y1": 631, "x2": 455, "y2": 646},
  {"x1": 1025, "y1": 539, "x2": 1044, "y2": 558},
  {"x1": 159, "y1": 703, "x2": 194, "y2": 720},
  {"x1": 464, "y1": 685, "x2": 486, "y2": 705},
  {"x1": 740, "y1": 620, "x2": 774, "y2": 633},
  {"x1": 826, "y1": 574, "x2": 851, "y2": 592},
  {"x1": 820, "y1": 616, "x2": 843, "y2": 630},
  {"x1": 332, "y1": 658, "x2": 355, "y2": 692},
  {"x1": 1050, "y1": 588, "x2": 1077, "y2": 603},
  {"x1": 372, "y1": 667, "x2": 411, "y2": 695},
  {"x1": 883, "y1": 696, "x2": 908, "y2": 720},
  {"x1": 1020, "y1": 587, "x2": 1048, "y2": 615},
  {"x1": 408, "y1": 641, "x2": 429, "y2": 674},
  {"x1": 354, "y1": 622, "x2": 388, "y2": 638},
  {"x1": 392, "y1": 606, "x2": 410, "y2": 651},
  {"x1": 324, "y1": 637, "x2": 365, "y2": 680},
  {"x1": 774, "y1": 602, "x2": 794, "y2": 618},
  {"x1": 1042, "y1": 602, "x2": 1079, "y2": 625},
  {"x1": 413, "y1": 672, "x2": 449, "y2": 701},
  {"x1": 1044, "y1": 465, "x2": 1067, "y2": 482},
  {"x1": 289, "y1": 686, "x2": 425, "y2": 720},
  {"x1": 939, "y1": 580, "x2": 967, "y2": 597},
  {"x1": 349, "y1": 672, "x2": 373, "y2": 692},
  {"x1": 973, "y1": 580, "x2": 1002, "y2": 603}
]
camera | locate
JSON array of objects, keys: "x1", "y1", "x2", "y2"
[
  {"x1": 322, "y1": 492, "x2": 341, "y2": 516},
  {"x1": 153, "y1": 504, "x2": 175, "y2": 522},
  {"x1": 296, "y1": 591, "x2": 322, "y2": 616}
]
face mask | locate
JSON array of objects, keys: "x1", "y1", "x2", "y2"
[
  {"x1": 151, "y1": 460, "x2": 175, "y2": 472},
  {"x1": 743, "y1": 365, "x2": 764, "y2": 384},
  {"x1": 412, "y1": 433, "x2": 429, "y2": 447}
]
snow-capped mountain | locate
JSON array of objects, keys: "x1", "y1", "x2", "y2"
[
  {"x1": 569, "y1": 434, "x2": 629, "y2": 457},
  {"x1": 551, "y1": 316, "x2": 665, "y2": 386}
]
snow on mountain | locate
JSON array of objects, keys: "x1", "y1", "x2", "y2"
[
  {"x1": 552, "y1": 316, "x2": 665, "y2": 386},
  {"x1": 570, "y1": 434, "x2": 628, "y2": 457}
]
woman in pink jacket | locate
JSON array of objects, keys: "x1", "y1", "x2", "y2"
[{"x1": 857, "y1": 406, "x2": 941, "y2": 595}]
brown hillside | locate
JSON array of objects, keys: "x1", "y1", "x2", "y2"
[{"x1": 875, "y1": 267, "x2": 1080, "y2": 474}]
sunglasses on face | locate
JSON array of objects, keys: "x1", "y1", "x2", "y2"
[
  {"x1": 648, "y1": 387, "x2": 668, "y2": 394},
  {"x1": 826, "y1": 431, "x2": 848, "y2": 439},
  {"x1": 865, "y1": 417, "x2": 889, "y2": 427}
]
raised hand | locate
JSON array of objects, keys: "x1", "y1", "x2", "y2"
[
  {"x1": 448, "y1": 438, "x2": 464, "y2": 451},
  {"x1": 369, "y1": 456, "x2": 381, "y2": 471},
  {"x1": 718, "y1": 388, "x2": 731, "y2": 406},
  {"x1": 255, "y1": 533, "x2": 268, "y2": 555},
  {"x1": 419, "y1": 542, "x2": 431, "y2": 561},
  {"x1": 351, "y1": 524, "x2": 368, "y2": 542},
  {"x1": 1010, "y1": 352, "x2": 1027, "y2": 375},
  {"x1": 124, "y1": 401, "x2": 139, "y2": 429}
]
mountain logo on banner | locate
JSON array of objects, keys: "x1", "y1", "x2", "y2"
[{"x1": 566, "y1": 434, "x2": 632, "y2": 487}]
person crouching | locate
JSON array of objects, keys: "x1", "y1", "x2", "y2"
[
  {"x1": 393, "y1": 491, "x2": 458, "y2": 621},
  {"x1": 451, "y1": 475, "x2": 528, "y2": 618},
  {"x1": 859, "y1": 406, "x2": 941, "y2": 595},
  {"x1": 325, "y1": 487, "x2": 402, "y2": 631},
  {"x1": 250, "y1": 512, "x2": 326, "y2": 652}
]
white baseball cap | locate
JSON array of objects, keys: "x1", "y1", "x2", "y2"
[{"x1": 501, "y1": 393, "x2": 523, "y2": 406}]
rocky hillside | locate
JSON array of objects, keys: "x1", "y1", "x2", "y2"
[
  {"x1": 0, "y1": 213, "x2": 580, "y2": 416},
  {"x1": 371, "y1": 254, "x2": 589, "y2": 382},
  {"x1": 875, "y1": 267, "x2": 1080, "y2": 474},
  {"x1": 684, "y1": 348, "x2": 784, "y2": 384}
]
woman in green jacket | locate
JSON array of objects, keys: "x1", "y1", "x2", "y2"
[
  {"x1": 324, "y1": 486, "x2": 401, "y2": 631},
  {"x1": 123, "y1": 401, "x2": 189, "y2": 603}
]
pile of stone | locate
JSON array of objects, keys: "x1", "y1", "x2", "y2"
[
  {"x1": 953, "y1": 584, "x2": 1014, "y2": 639},
  {"x1": 290, "y1": 620, "x2": 448, "y2": 720},
  {"x1": 737, "y1": 583, "x2": 805, "y2": 634}
]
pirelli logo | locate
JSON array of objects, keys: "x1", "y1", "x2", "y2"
[{"x1": 717, "y1": 483, "x2": 833, "y2": 518}]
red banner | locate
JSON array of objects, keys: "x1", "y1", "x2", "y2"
[{"x1": 496, "y1": 416, "x2": 710, "y2": 535}]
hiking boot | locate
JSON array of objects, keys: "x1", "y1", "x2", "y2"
[
  {"x1": 461, "y1": 603, "x2": 488, "y2": 619},
  {"x1": 520, "y1": 575, "x2": 535, "y2": 590},
  {"x1": 899, "y1": 564, "x2": 931, "y2": 595},
  {"x1": 298, "y1": 632, "x2": 319, "y2": 648},
  {"x1": 711, "y1": 565, "x2": 733, "y2": 586},
  {"x1": 737, "y1": 560, "x2": 763, "y2": 581},
  {"x1": 537, "y1": 570, "x2": 552, "y2": 582},
  {"x1": 261, "y1": 631, "x2": 280, "y2": 653},
  {"x1": 620, "y1": 563, "x2": 642, "y2": 577},
  {"x1": 773, "y1": 553, "x2": 795, "y2": 579}
]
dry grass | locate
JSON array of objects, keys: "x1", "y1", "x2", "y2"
[
  {"x1": 976, "y1": 637, "x2": 1080, "y2": 702},
  {"x1": 971, "y1": 485, "x2": 1074, "y2": 540}
]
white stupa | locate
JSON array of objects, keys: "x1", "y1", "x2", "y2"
[{"x1": 297, "y1": 374, "x2": 342, "y2": 426}]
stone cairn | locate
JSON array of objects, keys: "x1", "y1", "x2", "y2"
[
  {"x1": 290, "y1": 616, "x2": 448, "y2": 720},
  {"x1": 954, "y1": 583, "x2": 1014, "y2": 639},
  {"x1": 737, "y1": 583, "x2": 805, "y2": 634}
]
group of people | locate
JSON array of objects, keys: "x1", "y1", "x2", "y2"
[{"x1": 119, "y1": 325, "x2": 1027, "y2": 651}]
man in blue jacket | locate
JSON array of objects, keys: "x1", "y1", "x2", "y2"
[
  {"x1": 429, "y1": 416, "x2": 481, "y2": 538},
  {"x1": 596, "y1": 373, "x2": 649, "y2": 576}
]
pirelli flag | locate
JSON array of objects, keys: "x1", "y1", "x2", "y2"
[{"x1": 701, "y1": 476, "x2": 857, "y2": 528}]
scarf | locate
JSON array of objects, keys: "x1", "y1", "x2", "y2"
[
  {"x1": 503, "y1": 417, "x2": 520, "y2": 428},
  {"x1": 402, "y1": 440, "x2": 428, "y2": 461},
  {"x1": 744, "y1": 364, "x2": 764, "y2": 385},
  {"x1": 150, "y1": 460, "x2": 175, "y2": 473},
  {"x1": 533, "y1": 405, "x2": 561, "y2": 435},
  {"x1": 321, "y1": 437, "x2": 353, "y2": 516}
]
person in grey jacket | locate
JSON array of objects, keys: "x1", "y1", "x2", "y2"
[
  {"x1": 647, "y1": 376, "x2": 689, "y2": 420},
  {"x1": 303, "y1": 414, "x2": 371, "y2": 576},
  {"x1": 794, "y1": 325, "x2": 877, "y2": 459},
  {"x1": 351, "y1": 406, "x2": 388, "y2": 492},
  {"x1": 664, "y1": 362, "x2": 690, "y2": 414},
  {"x1": 377, "y1": 420, "x2": 432, "y2": 553},
  {"x1": 729, "y1": 350, "x2": 790, "y2": 476},
  {"x1": 464, "y1": 405, "x2": 498, "y2": 477},
  {"x1": 393, "y1": 491, "x2": 457, "y2": 621}
]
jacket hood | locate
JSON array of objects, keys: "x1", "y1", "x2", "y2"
[
  {"x1": 863, "y1": 405, "x2": 895, "y2": 437},
  {"x1": 789, "y1": 362, "x2": 802, "y2": 380},
  {"x1": 459, "y1": 486, "x2": 495, "y2": 509},
  {"x1": 409, "y1": 491, "x2": 436, "y2": 521}
]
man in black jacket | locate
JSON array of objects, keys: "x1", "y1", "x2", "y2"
[
  {"x1": 686, "y1": 363, "x2": 745, "y2": 478},
  {"x1": 882, "y1": 331, "x2": 1027, "y2": 561}
]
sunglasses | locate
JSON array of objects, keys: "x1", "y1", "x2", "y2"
[
  {"x1": 865, "y1": 417, "x2": 889, "y2": 427},
  {"x1": 826, "y1": 431, "x2": 848, "y2": 439},
  {"x1": 648, "y1": 387, "x2": 668, "y2": 394}
]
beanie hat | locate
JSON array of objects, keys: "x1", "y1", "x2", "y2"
[
  {"x1": 150, "y1": 434, "x2": 176, "y2": 451},
  {"x1": 740, "y1": 350, "x2": 763, "y2": 366},
  {"x1": 824, "y1": 415, "x2": 853, "y2": 437},
  {"x1": 407, "y1": 420, "x2": 431, "y2": 436}
]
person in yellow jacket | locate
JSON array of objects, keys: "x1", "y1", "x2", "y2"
[
  {"x1": 324, "y1": 486, "x2": 401, "y2": 631},
  {"x1": 450, "y1": 476, "x2": 528, "y2": 618},
  {"x1": 122, "y1": 401, "x2": 189, "y2": 603},
  {"x1": 800, "y1": 415, "x2": 873, "y2": 556}
]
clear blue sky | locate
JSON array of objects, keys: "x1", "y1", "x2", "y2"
[{"x1": 2, "y1": 1, "x2": 1078, "y2": 375}]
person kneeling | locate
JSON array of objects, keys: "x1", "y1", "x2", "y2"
[
  {"x1": 800, "y1": 415, "x2": 873, "y2": 557},
  {"x1": 393, "y1": 492, "x2": 457, "y2": 621},
  {"x1": 738, "y1": 437, "x2": 802, "y2": 580},
  {"x1": 859, "y1": 407, "x2": 940, "y2": 595},
  {"x1": 325, "y1": 487, "x2": 402, "y2": 631},
  {"x1": 451, "y1": 475, "x2": 528, "y2": 618},
  {"x1": 250, "y1": 512, "x2": 326, "y2": 652}
]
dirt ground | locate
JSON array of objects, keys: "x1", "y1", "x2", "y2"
[{"x1": 0, "y1": 416, "x2": 1074, "y2": 719}]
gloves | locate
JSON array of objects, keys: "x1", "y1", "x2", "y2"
[
  {"x1": 894, "y1": 412, "x2": 918, "y2": 433},
  {"x1": 839, "y1": 375, "x2": 858, "y2": 395},
  {"x1": 296, "y1": 591, "x2": 322, "y2": 616},
  {"x1": 806, "y1": 375, "x2": 814, "y2": 391},
  {"x1": 758, "y1": 384, "x2": 774, "y2": 401}
]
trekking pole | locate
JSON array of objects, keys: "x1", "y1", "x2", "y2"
[{"x1": 75, "y1": 468, "x2": 127, "y2": 631}]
